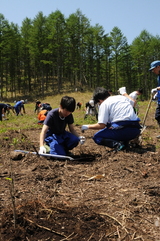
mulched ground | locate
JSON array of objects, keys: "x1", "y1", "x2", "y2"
[{"x1": 0, "y1": 104, "x2": 160, "y2": 241}]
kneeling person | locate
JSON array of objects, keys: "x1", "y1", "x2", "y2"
[
  {"x1": 81, "y1": 87, "x2": 141, "y2": 150},
  {"x1": 39, "y1": 96, "x2": 85, "y2": 156}
]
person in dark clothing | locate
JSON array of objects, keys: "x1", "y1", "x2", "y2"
[
  {"x1": 41, "y1": 103, "x2": 52, "y2": 111},
  {"x1": 34, "y1": 100, "x2": 41, "y2": 113},
  {"x1": 39, "y1": 96, "x2": 85, "y2": 156},
  {"x1": 76, "y1": 102, "x2": 82, "y2": 109},
  {"x1": 5, "y1": 104, "x2": 15, "y2": 115},
  {"x1": 0, "y1": 103, "x2": 11, "y2": 121}
]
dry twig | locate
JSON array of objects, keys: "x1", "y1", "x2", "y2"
[
  {"x1": 99, "y1": 212, "x2": 129, "y2": 234},
  {"x1": 59, "y1": 232, "x2": 75, "y2": 240},
  {"x1": 25, "y1": 218, "x2": 67, "y2": 238},
  {"x1": 86, "y1": 232, "x2": 94, "y2": 241}
]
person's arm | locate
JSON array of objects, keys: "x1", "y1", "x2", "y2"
[
  {"x1": 40, "y1": 124, "x2": 49, "y2": 147},
  {"x1": 3, "y1": 107, "x2": 9, "y2": 119},
  {"x1": 69, "y1": 123, "x2": 86, "y2": 145},
  {"x1": 151, "y1": 88, "x2": 158, "y2": 94},
  {"x1": 2, "y1": 108, "x2": 5, "y2": 119},
  {"x1": 87, "y1": 123, "x2": 106, "y2": 130},
  {"x1": 23, "y1": 105, "x2": 26, "y2": 114},
  {"x1": 68, "y1": 123, "x2": 79, "y2": 137},
  {"x1": 123, "y1": 93, "x2": 136, "y2": 106},
  {"x1": 119, "y1": 87, "x2": 135, "y2": 106},
  {"x1": 2, "y1": 108, "x2": 5, "y2": 115},
  {"x1": 81, "y1": 123, "x2": 106, "y2": 132}
]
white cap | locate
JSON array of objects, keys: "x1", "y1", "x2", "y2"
[{"x1": 89, "y1": 99, "x2": 94, "y2": 107}]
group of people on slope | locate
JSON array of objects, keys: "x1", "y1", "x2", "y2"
[
  {"x1": 1, "y1": 60, "x2": 159, "y2": 156},
  {"x1": 0, "y1": 100, "x2": 26, "y2": 121},
  {"x1": 84, "y1": 88, "x2": 143, "y2": 121},
  {"x1": 38, "y1": 87, "x2": 142, "y2": 156},
  {"x1": 38, "y1": 60, "x2": 160, "y2": 156}
]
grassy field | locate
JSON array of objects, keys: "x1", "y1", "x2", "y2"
[
  {"x1": 0, "y1": 91, "x2": 97, "y2": 133},
  {"x1": 0, "y1": 91, "x2": 155, "y2": 134}
]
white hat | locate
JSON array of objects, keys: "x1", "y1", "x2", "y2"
[{"x1": 89, "y1": 99, "x2": 94, "y2": 107}]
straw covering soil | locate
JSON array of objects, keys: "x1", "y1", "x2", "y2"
[{"x1": 0, "y1": 106, "x2": 160, "y2": 241}]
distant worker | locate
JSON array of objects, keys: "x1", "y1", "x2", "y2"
[
  {"x1": 0, "y1": 103, "x2": 12, "y2": 121},
  {"x1": 84, "y1": 99, "x2": 98, "y2": 120},
  {"x1": 5, "y1": 104, "x2": 15, "y2": 115},
  {"x1": 129, "y1": 88, "x2": 143, "y2": 114},
  {"x1": 40, "y1": 103, "x2": 52, "y2": 111},
  {"x1": 37, "y1": 109, "x2": 49, "y2": 124},
  {"x1": 149, "y1": 60, "x2": 160, "y2": 135},
  {"x1": 76, "y1": 102, "x2": 82, "y2": 110},
  {"x1": 37, "y1": 103, "x2": 52, "y2": 124},
  {"x1": 14, "y1": 100, "x2": 25, "y2": 116},
  {"x1": 34, "y1": 100, "x2": 41, "y2": 114}
]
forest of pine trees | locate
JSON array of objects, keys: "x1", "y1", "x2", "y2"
[{"x1": 0, "y1": 9, "x2": 160, "y2": 100}]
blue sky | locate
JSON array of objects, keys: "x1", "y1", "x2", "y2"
[{"x1": 1, "y1": 0, "x2": 160, "y2": 45}]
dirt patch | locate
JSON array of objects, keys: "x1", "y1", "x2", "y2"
[{"x1": 0, "y1": 108, "x2": 160, "y2": 240}]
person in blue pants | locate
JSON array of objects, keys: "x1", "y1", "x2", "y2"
[
  {"x1": 39, "y1": 96, "x2": 85, "y2": 156},
  {"x1": 14, "y1": 100, "x2": 25, "y2": 116},
  {"x1": 81, "y1": 87, "x2": 141, "y2": 150},
  {"x1": 149, "y1": 60, "x2": 160, "y2": 138}
]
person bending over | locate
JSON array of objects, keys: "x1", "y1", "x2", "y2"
[
  {"x1": 129, "y1": 88, "x2": 143, "y2": 114},
  {"x1": 0, "y1": 103, "x2": 12, "y2": 121},
  {"x1": 14, "y1": 100, "x2": 25, "y2": 116},
  {"x1": 81, "y1": 87, "x2": 141, "y2": 150},
  {"x1": 149, "y1": 60, "x2": 160, "y2": 133},
  {"x1": 39, "y1": 96, "x2": 85, "y2": 156}
]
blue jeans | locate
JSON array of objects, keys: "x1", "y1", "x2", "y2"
[
  {"x1": 93, "y1": 127, "x2": 141, "y2": 145},
  {"x1": 45, "y1": 130, "x2": 79, "y2": 155}
]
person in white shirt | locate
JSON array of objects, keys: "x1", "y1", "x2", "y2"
[
  {"x1": 81, "y1": 87, "x2": 141, "y2": 150},
  {"x1": 129, "y1": 89, "x2": 143, "y2": 114}
]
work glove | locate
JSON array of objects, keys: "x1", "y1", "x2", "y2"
[
  {"x1": 81, "y1": 125, "x2": 89, "y2": 133},
  {"x1": 153, "y1": 93, "x2": 158, "y2": 100},
  {"x1": 151, "y1": 88, "x2": 157, "y2": 94},
  {"x1": 39, "y1": 146, "x2": 46, "y2": 154},
  {"x1": 79, "y1": 136, "x2": 86, "y2": 145},
  {"x1": 119, "y1": 87, "x2": 126, "y2": 95}
]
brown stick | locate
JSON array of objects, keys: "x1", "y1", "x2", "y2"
[
  {"x1": 25, "y1": 218, "x2": 67, "y2": 238},
  {"x1": 142, "y1": 94, "x2": 153, "y2": 127}
]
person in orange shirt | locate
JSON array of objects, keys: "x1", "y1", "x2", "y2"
[{"x1": 38, "y1": 109, "x2": 48, "y2": 124}]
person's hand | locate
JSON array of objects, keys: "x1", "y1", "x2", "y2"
[
  {"x1": 39, "y1": 146, "x2": 46, "y2": 154},
  {"x1": 79, "y1": 136, "x2": 86, "y2": 145},
  {"x1": 119, "y1": 87, "x2": 126, "y2": 95},
  {"x1": 151, "y1": 88, "x2": 157, "y2": 94},
  {"x1": 81, "y1": 125, "x2": 89, "y2": 133}
]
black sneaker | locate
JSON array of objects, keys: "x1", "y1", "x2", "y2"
[{"x1": 115, "y1": 142, "x2": 125, "y2": 151}]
